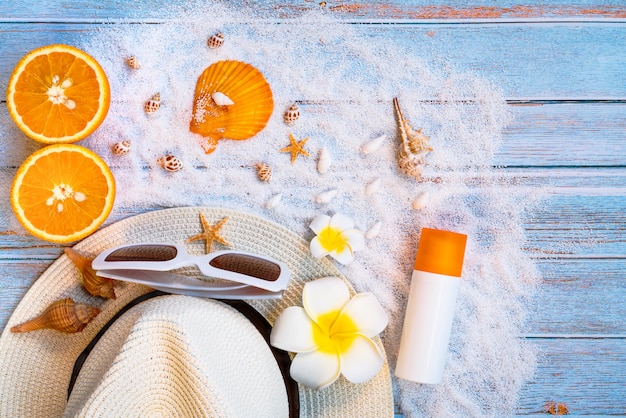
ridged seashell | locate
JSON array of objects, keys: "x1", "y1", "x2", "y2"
[
  {"x1": 10, "y1": 298, "x2": 100, "y2": 333},
  {"x1": 317, "y1": 147, "x2": 332, "y2": 174},
  {"x1": 265, "y1": 193, "x2": 283, "y2": 209},
  {"x1": 361, "y1": 134, "x2": 387, "y2": 155},
  {"x1": 283, "y1": 103, "x2": 300, "y2": 125},
  {"x1": 144, "y1": 93, "x2": 161, "y2": 114},
  {"x1": 65, "y1": 248, "x2": 116, "y2": 299},
  {"x1": 393, "y1": 98, "x2": 432, "y2": 180},
  {"x1": 126, "y1": 56, "x2": 141, "y2": 69},
  {"x1": 315, "y1": 189, "x2": 338, "y2": 204},
  {"x1": 256, "y1": 163, "x2": 272, "y2": 182},
  {"x1": 157, "y1": 155, "x2": 184, "y2": 172},
  {"x1": 365, "y1": 178, "x2": 382, "y2": 196},
  {"x1": 366, "y1": 221, "x2": 382, "y2": 239},
  {"x1": 112, "y1": 140, "x2": 131, "y2": 156},
  {"x1": 412, "y1": 191, "x2": 430, "y2": 210},
  {"x1": 212, "y1": 91, "x2": 234, "y2": 106},
  {"x1": 208, "y1": 32, "x2": 225, "y2": 49},
  {"x1": 190, "y1": 60, "x2": 274, "y2": 154}
]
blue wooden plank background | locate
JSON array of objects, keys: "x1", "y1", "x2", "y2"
[{"x1": 1, "y1": 1, "x2": 625, "y2": 415}]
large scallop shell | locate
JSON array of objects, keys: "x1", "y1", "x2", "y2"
[
  {"x1": 190, "y1": 60, "x2": 274, "y2": 154},
  {"x1": 10, "y1": 298, "x2": 100, "y2": 333}
]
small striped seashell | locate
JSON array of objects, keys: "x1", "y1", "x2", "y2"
[
  {"x1": 283, "y1": 103, "x2": 300, "y2": 125},
  {"x1": 126, "y1": 56, "x2": 141, "y2": 69},
  {"x1": 365, "y1": 178, "x2": 382, "y2": 196},
  {"x1": 361, "y1": 134, "x2": 387, "y2": 155},
  {"x1": 256, "y1": 163, "x2": 272, "y2": 182},
  {"x1": 65, "y1": 248, "x2": 116, "y2": 299},
  {"x1": 315, "y1": 189, "x2": 338, "y2": 204},
  {"x1": 317, "y1": 147, "x2": 332, "y2": 174},
  {"x1": 112, "y1": 140, "x2": 131, "y2": 156},
  {"x1": 208, "y1": 32, "x2": 225, "y2": 49},
  {"x1": 212, "y1": 91, "x2": 234, "y2": 106},
  {"x1": 144, "y1": 93, "x2": 161, "y2": 114},
  {"x1": 157, "y1": 155, "x2": 184, "y2": 172},
  {"x1": 265, "y1": 193, "x2": 283, "y2": 209},
  {"x1": 10, "y1": 298, "x2": 100, "y2": 333},
  {"x1": 412, "y1": 191, "x2": 430, "y2": 210},
  {"x1": 366, "y1": 221, "x2": 383, "y2": 239}
]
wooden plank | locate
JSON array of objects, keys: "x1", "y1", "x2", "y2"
[
  {"x1": 528, "y1": 259, "x2": 626, "y2": 335},
  {"x1": 517, "y1": 338, "x2": 626, "y2": 415},
  {"x1": 1, "y1": 1, "x2": 625, "y2": 21},
  {"x1": 0, "y1": 22, "x2": 626, "y2": 98}
]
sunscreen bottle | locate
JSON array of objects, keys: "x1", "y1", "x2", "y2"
[{"x1": 395, "y1": 227, "x2": 467, "y2": 384}]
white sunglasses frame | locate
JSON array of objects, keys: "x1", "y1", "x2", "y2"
[{"x1": 92, "y1": 243, "x2": 291, "y2": 293}]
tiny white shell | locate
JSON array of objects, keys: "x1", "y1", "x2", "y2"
[
  {"x1": 365, "y1": 178, "x2": 382, "y2": 196},
  {"x1": 208, "y1": 32, "x2": 225, "y2": 49},
  {"x1": 283, "y1": 103, "x2": 300, "y2": 125},
  {"x1": 412, "y1": 191, "x2": 430, "y2": 210},
  {"x1": 360, "y1": 134, "x2": 387, "y2": 155},
  {"x1": 157, "y1": 155, "x2": 183, "y2": 172},
  {"x1": 317, "y1": 147, "x2": 332, "y2": 174},
  {"x1": 265, "y1": 193, "x2": 283, "y2": 209},
  {"x1": 315, "y1": 189, "x2": 338, "y2": 204},
  {"x1": 144, "y1": 93, "x2": 160, "y2": 114},
  {"x1": 126, "y1": 56, "x2": 141, "y2": 69},
  {"x1": 112, "y1": 140, "x2": 131, "y2": 156},
  {"x1": 366, "y1": 221, "x2": 382, "y2": 239},
  {"x1": 212, "y1": 91, "x2": 234, "y2": 106}
]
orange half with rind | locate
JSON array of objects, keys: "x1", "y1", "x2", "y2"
[
  {"x1": 6, "y1": 44, "x2": 110, "y2": 144},
  {"x1": 10, "y1": 144, "x2": 116, "y2": 243},
  {"x1": 190, "y1": 60, "x2": 273, "y2": 153}
]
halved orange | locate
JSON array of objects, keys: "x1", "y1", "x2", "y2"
[
  {"x1": 11, "y1": 144, "x2": 116, "y2": 243},
  {"x1": 6, "y1": 44, "x2": 110, "y2": 144}
]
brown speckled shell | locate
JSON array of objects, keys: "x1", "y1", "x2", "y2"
[
  {"x1": 112, "y1": 140, "x2": 131, "y2": 156},
  {"x1": 283, "y1": 103, "x2": 300, "y2": 125},
  {"x1": 158, "y1": 155, "x2": 184, "y2": 172},
  {"x1": 256, "y1": 163, "x2": 272, "y2": 182},
  {"x1": 144, "y1": 93, "x2": 161, "y2": 114},
  {"x1": 126, "y1": 56, "x2": 141, "y2": 69},
  {"x1": 208, "y1": 32, "x2": 224, "y2": 49}
]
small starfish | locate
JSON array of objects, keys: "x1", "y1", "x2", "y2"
[
  {"x1": 280, "y1": 133, "x2": 310, "y2": 165},
  {"x1": 187, "y1": 214, "x2": 231, "y2": 253}
]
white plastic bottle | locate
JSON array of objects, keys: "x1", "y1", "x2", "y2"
[{"x1": 395, "y1": 227, "x2": 467, "y2": 384}]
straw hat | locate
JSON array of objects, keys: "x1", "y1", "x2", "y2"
[{"x1": 0, "y1": 207, "x2": 393, "y2": 417}]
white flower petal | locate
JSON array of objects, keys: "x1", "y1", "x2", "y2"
[
  {"x1": 330, "y1": 213, "x2": 354, "y2": 231},
  {"x1": 309, "y1": 236, "x2": 332, "y2": 259},
  {"x1": 290, "y1": 350, "x2": 341, "y2": 389},
  {"x1": 329, "y1": 246, "x2": 355, "y2": 265},
  {"x1": 342, "y1": 228, "x2": 365, "y2": 252},
  {"x1": 339, "y1": 335, "x2": 385, "y2": 384},
  {"x1": 309, "y1": 214, "x2": 332, "y2": 234},
  {"x1": 303, "y1": 277, "x2": 350, "y2": 331},
  {"x1": 332, "y1": 293, "x2": 388, "y2": 338},
  {"x1": 270, "y1": 307, "x2": 320, "y2": 353}
]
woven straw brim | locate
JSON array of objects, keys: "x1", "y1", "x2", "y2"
[{"x1": 0, "y1": 207, "x2": 393, "y2": 417}]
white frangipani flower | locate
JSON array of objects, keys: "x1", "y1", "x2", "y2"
[
  {"x1": 270, "y1": 277, "x2": 388, "y2": 389},
  {"x1": 309, "y1": 213, "x2": 365, "y2": 265}
]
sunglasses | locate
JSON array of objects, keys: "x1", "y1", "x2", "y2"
[{"x1": 92, "y1": 243, "x2": 291, "y2": 298}]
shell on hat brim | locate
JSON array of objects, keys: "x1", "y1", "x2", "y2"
[{"x1": 190, "y1": 60, "x2": 274, "y2": 154}]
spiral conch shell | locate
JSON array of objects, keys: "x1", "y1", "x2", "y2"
[
  {"x1": 393, "y1": 98, "x2": 432, "y2": 180},
  {"x1": 190, "y1": 60, "x2": 274, "y2": 154},
  {"x1": 64, "y1": 247, "x2": 116, "y2": 299},
  {"x1": 10, "y1": 298, "x2": 100, "y2": 333}
]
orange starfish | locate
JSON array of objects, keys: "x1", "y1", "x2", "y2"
[
  {"x1": 280, "y1": 133, "x2": 310, "y2": 165},
  {"x1": 187, "y1": 214, "x2": 231, "y2": 253}
]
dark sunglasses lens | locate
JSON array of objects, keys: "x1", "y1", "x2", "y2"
[
  {"x1": 209, "y1": 253, "x2": 281, "y2": 282},
  {"x1": 104, "y1": 245, "x2": 178, "y2": 262}
]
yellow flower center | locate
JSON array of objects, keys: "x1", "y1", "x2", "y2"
[
  {"x1": 317, "y1": 226, "x2": 349, "y2": 253},
  {"x1": 312, "y1": 309, "x2": 359, "y2": 354}
]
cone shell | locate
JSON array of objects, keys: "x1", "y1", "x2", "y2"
[
  {"x1": 64, "y1": 247, "x2": 116, "y2": 299},
  {"x1": 10, "y1": 298, "x2": 100, "y2": 333},
  {"x1": 190, "y1": 60, "x2": 274, "y2": 154}
]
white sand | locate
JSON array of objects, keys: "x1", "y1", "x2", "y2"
[{"x1": 74, "y1": 3, "x2": 541, "y2": 416}]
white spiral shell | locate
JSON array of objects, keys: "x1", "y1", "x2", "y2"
[
  {"x1": 317, "y1": 147, "x2": 332, "y2": 174},
  {"x1": 315, "y1": 189, "x2": 338, "y2": 204},
  {"x1": 265, "y1": 193, "x2": 283, "y2": 209},
  {"x1": 361, "y1": 134, "x2": 386, "y2": 155},
  {"x1": 412, "y1": 191, "x2": 430, "y2": 210},
  {"x1": 212, "y1": 92, "x2": 234, "y2": 106}
]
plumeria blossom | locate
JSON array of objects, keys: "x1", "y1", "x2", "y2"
[
  {"x1": 270, "y1": 276, "x2": 388, "y2": 389},
  {"x1": 309, "y1": 213, "x2": 365, "y2": 265}
]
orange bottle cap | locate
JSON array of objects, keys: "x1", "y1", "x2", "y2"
[{"x1": 414, "y1": 228, "x2": 467, "y2": 277}]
